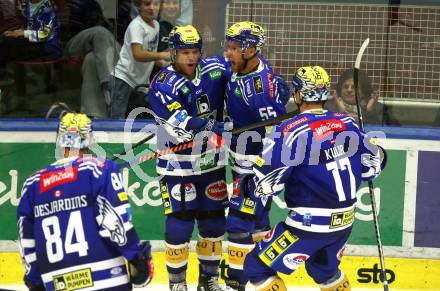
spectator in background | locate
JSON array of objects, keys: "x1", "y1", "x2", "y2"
[
  {"x1": 110, "y1": 0, "x2": 170, "y2": 119},
  {"x1": 325, "y1": 68, "x2": 399, "y2": 125},
  {"x1": 149, "y1": 0, "x2": 182, "y2": 82},
  {"x1": 0, "y1": 0, "x2": 61, "y2": 78},
  {"x1": 64, "y1": 0, "x2": 119, "y2": 118},
  {"x1": 175, "y1": 0, "x2": 192, "y2": 26}
]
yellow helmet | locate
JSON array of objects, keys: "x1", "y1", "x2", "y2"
[
  {"x1": 292, "y1": 66, "x2": 331, "y2": 102},
  {"x1": 57, "y1": 113, "x2": 93, "y2": 149},
  {"x1": 168, "y1": 25, "x2": 202, "y2": 50},
  {"x1": 226, "y1": 21, "x2": 265, "y2": 52}
]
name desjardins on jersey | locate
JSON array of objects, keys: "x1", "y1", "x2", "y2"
[{"x1": 34, "y1": 195, "x2": 88, "y2": 218}]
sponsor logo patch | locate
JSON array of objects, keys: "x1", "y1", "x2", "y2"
[
  {"x1": 180, "y1": 85, "x2": 190, "y2": 94},
  {"x1": 40, "y1": 167, "x2": 78, "y2": 192},
  {"x1": 205, "y1": 181, "x2": 227, "y2": 200},
  {"x1": 282, "y1": 117, "x2": 308, "y2": 135},
  {"x1": 157, "y1": 71, "x2": 169, "y2": 83},
  {"x1": 118, "y1": 191, "x2": 128, "y2": 202},
  {"x1": 330, "y1": 208, "x2": 355, "y2": 229},
  {"x1": 240, "y1": 198, "x2": 256, "y2": 214},
  {"x1": 209, "y1": 69, "x2": 222, "y2": 80},
  {"x1": 283, "y1": 253, "x2": 309, "y2": 270},
  {"x1": 267, "y1": 72, "x2": 275, "y2": 97},
  {"x1": 310, "y1": 119, "x2": 346, "y2": 141},
  {"x1": 253, "y1": 76, "x2": 264, "y2": 94},
  {"x1": 259, "y1": 230, "x2": 298, "y2": 266},
  {"x1": 166, "y1": 101, "x2": 182, "y2": 112},
  {"x1": 171, "y1": 183, "x2": 197, "y2": 202},
  {"x1": 160, "y1": 181, "x2": 172, "y2": 214},
  {"x1": 53, "y1": 268, "x2": 93, "y2": 291}
]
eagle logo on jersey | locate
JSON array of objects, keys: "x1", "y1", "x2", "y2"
[
  {"x1": 254, "y1": 167, "x2": 288, "y2": 197},
  {"x1": 148, "y1": 108, "x2": 194, "y2": 143},
  {"x1": 97, "y1": 196, "x2": 127, "y2": 246}
]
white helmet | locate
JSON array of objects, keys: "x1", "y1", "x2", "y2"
[{"x1": 57, "y1": 113, "x2": 93, "y2": 149}]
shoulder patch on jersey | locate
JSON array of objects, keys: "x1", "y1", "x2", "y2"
[
  {"x1": 310, "y1": 119, "x2": 346, "y2": 141},
  {"x1": 180, "y1": 84, "x2": 190, "y2": 95},
  {"x1": 266, "y1": 72, "x2": 275, "y2": 97},
  {"x1": 167, "y1": 101, "x2": 182, "y2": 112},
  {"x1": 282, "y1": 117, "x2": 308, "y2": 135},
  {"x1": 209, "y1": 69, "x2": 222, "y2": 80},
  {"x1": 253, "y1": 75, "x2": 264, "y2": 94},
  {"x1": 40, "y1": 166, "x2": 78, "y2": 192},
  {"x1": 157, "y1": 71, "x2": 170, "y2": 84}
]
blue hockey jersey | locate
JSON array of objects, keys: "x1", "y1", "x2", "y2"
[
  {"x1": 21, "y1": 0, "x2": 61, "y2": 57},
  {"x1": 148, "y1": 56, "x2": 230, "y2": 176},
  {"x1": 250, "y1": 109, "x2": 383, "y2": 236},
  {"x1": 226, "y1": 55, "x2": 289, "y2": 174},
  {"x1": 17, "y1": 156, "x2": 141, "y2": 290}
]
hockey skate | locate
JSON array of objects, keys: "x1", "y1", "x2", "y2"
[
  {"x1": 197, "y1": 274, "x2": 225, "y2": 291},
  {"x1": 169, "y1": 281, "x2": 188, "y2": 291},
  {"x1": 225, "y1": 285, "x2": 246, "y2": 291}
]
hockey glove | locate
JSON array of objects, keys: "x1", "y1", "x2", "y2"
[
  {"x1": 232, "y1": 174, "x2": 255, "y2": 199},
  {"x1": 129, "y1": 241, "x2": 154, "y2": 288}
]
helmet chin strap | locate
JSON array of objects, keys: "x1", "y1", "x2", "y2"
[{"x1": 240, "y1": 46, "x2": 258, "y2": 74}]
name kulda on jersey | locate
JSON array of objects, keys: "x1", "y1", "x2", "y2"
[
  {"x1": 34, "y1": 195, "x2": 88, "y2": 218},
  {"x1": 324, "y1": 144, "x2": 346, "y2": 160}
]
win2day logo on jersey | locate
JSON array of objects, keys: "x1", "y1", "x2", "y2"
[{"x1": 40, "y1": 167, "x2": 78, "y2": 192}]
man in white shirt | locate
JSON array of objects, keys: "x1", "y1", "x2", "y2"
[{"x1": 110, "y1": 0, "x2": 170, "y2": 118}]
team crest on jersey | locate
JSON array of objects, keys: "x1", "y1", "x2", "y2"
[
  {"x1": 40, "y1": 167, "x2": 78, "y2": 192},
  {"x1": 254, "y1": 167, "x2": 288, "y2": 197},
  {"x1": 157, "y1": 71, "x2": 169, "y2": 84},
  {"x1": 150, "y1": 109, "x2": 194, "y2": 143},
  {"x1": 253, "y1": 76, "x2": 264, "y2": 94},
  {"x1": 97, "y1": 196, "x2": 127, "y2": 246}
]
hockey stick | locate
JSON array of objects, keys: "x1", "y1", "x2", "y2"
[
  {"x1": 354, "y1": 38, "x2": 389, "y2": 291},
  {"x1": 116, "y1": 110, "x2": 297, "y2": 167}
]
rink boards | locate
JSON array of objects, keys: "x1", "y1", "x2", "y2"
[
  {"x1": 1, "y1": 251, "x2": 440, "y2": 289},
  {"x1": 1, "y1": 121, "x2": 440, "y2": 289}
]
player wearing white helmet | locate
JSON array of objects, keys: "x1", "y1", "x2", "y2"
[{"x1": 17, "y1": 113, "x2": 154, "y2": 291}]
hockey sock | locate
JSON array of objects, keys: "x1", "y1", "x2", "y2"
[
  {"x1": 255, "y1": 276, "x2": 287, "y2": 291},
  {"x1": 319, "y1": 271, "x2": 351, "y2": 291},
  {"x1": 165, "y1": 242, "x2": 189, "y2": 283},
  {"x1": 196, "y1": 235, "x2": 223, "y2": 276}
]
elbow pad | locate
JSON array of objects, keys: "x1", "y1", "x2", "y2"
[{"x1": 129, "y1": 241, "x2": 154, "y2": 287}]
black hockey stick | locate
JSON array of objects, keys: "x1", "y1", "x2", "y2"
[
  {"x1": 354, "y1": 38, "x2": 389, "y2": 291},
  {"x1": 115, "y1": 110, "x2": 297, "y2": 167}
]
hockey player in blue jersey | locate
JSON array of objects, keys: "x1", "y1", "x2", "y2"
[
  {"x1": 148, "y1": 25, "x2": 231, "y2": 291},
  {"x1": 17, "y1": 113, "x2": 154, "y2": 291},
  {"x1": 222, "y1": 21, "x2": 290, "y2": 291},
  {"x1": 237, "y1": 66, "x2": 386, "y2": 291}
]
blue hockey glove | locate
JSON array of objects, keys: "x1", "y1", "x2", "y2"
[{"x1": 129, "y1": 241, "x2": 154, "y2": 288}]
